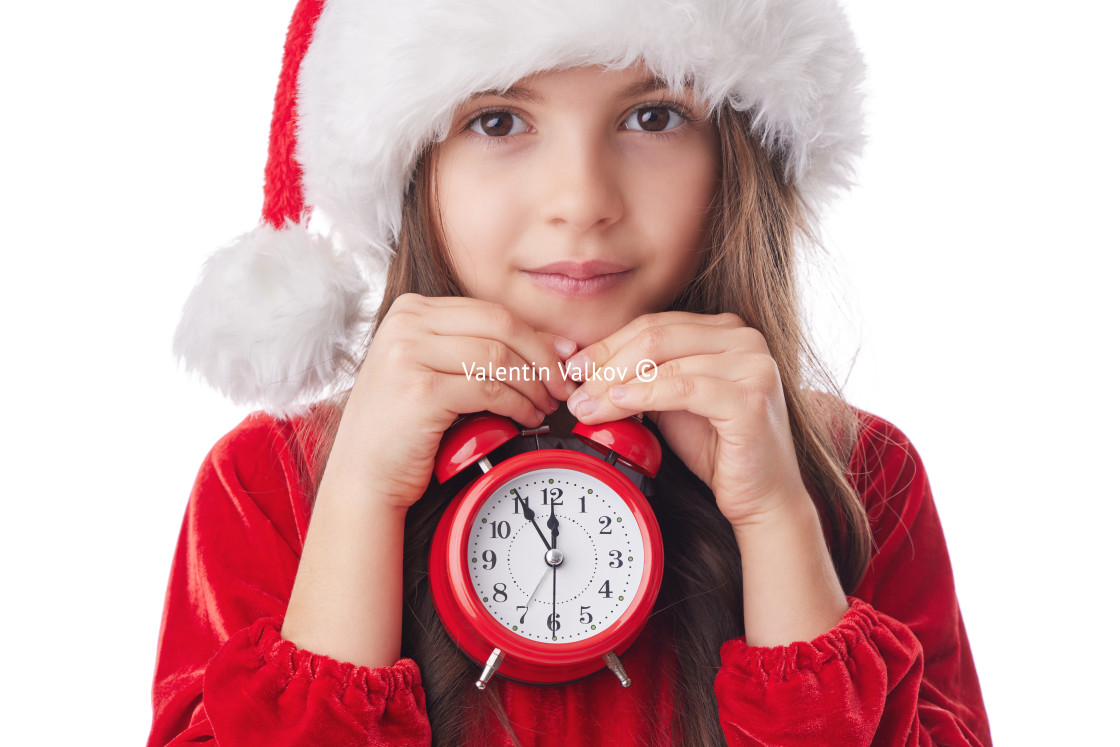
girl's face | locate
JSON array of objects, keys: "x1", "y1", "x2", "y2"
[{"x1": 433, "y1": 64, "x2": 721, "y2": 347}]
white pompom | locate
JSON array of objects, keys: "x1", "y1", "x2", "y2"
[{"x1": 173, "y1": 221, "x2": 367, "y2": 416}]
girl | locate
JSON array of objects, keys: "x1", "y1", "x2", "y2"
[{"x1": 152, "y1": 1, "x2": 991, "y2": 744}]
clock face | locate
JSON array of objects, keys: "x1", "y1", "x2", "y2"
[{"x1": 467, "y1": 466, "x2": 646, "y2": 644}]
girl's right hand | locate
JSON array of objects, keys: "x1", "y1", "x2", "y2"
[{"x1": 325, "y1": 293, "x2": 578, "y2": 511}]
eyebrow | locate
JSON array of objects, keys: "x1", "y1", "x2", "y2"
[
  {"x1": 472, "y1": 85, "x2": 546, "y2": 105},
  {"x1": 471, "y1": 74, "x2": 681, "y2": 106},
  {"x1": 617, "y1": 75, "x2": 676, "y2": 100}
]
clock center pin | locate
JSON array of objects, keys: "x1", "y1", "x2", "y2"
[{"x1": 545, "y1": 548, "x2": 564, "y2": 567}]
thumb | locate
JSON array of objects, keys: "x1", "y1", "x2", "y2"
[
  {"x1": 537, "y1": 331, "x2": 579, "y2": 360},
  {"x1": 534, "y1": 330, "x2": 581, "y2": 399}
]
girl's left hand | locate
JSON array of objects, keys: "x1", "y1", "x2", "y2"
[{"x1": 563, "y1": 311, "x2": 809, "y2": 530}]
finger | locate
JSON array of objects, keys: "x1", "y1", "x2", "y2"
[
  {"x1": 567, "y1": 314, "x2": 764, "y2": 385},
  {"x1": 416, "y1": 335, "x2": 561, "y2": 416},
  {"x1": 570, "y1": 352, "x2": 782, "y2": 424},
  {"x1": 606, "y1": 375, "x2": 760, "y2": 425},
  {"x1": 566, "y1": 324, "x2": 769, "y2": 415},
  {"x1": 433, "y1": 369, "x2": 552, "y2": 428},
  {"x1": 638, "y1": 352, "x2": 767, "y2": 385},
  {"x1": 421, "y1": 300, "x2": 579, "y2": 401},
  {"x1": 569, "y1": 312, "x2": 743, "y2": 372}
]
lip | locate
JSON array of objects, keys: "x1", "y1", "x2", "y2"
[
  {"x1": 524, "y1": 260, "x2": 631, "y2": 279},
  {"x1": 522, "y1": 270, "x2": 632, "y2": 298},
  {"x1": 521, "y1": 260, "x2": 633, "y2": 298}
]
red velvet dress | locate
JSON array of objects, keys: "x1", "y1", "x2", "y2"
[{"x1": 147, "y1": 410, "x2": 991, "y2": 746}]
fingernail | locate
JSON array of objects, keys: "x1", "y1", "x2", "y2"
[
  {"x1": 535, "y1": 408, "x2": 546, "y2": 422},
  {"x1": 547, "y1": 396, "x2": 559, "y2": 412},
  {"x1": 566, "y1": 388, "x2": 591, "y2": 416},
  {"x1": 610, "y1": 385, "x2": 627, "y2": 400},
  {"x1": 566, "y1": 387, "x2": 599, "y2": 418},
  {"x1": 567, "y1": 354, "x2": 589, "y2": 375},
  {"x1": 554, "y1": 337, "x2": 578, "y2": 357}
]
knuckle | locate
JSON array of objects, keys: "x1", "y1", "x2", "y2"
[
  {"x1": 717, "y1": 312, "x2": 746, "y2": 328},
  {"x1": 639, "y1": 326, "x2": 668, "y2": 358},
  {"x1": 635, "y1": 313, "x2": 659, "y2": 333},
  {"x1": 393, "y1": 292, "x2": 423, "y2": 312},
  {"x1": 481, "y1": 378, "x2": 503, "y2": 400},
  {"x1": 380, "y1": 305, "x2": 420, "y2": 334},
  {"x1": 486, "y1": 307, "x2": 517, "y2": 338},
  {"x1": 735, "y1": 326, "x2": 768, "y2": 351},
  {"x1": 410, "y1": 370, "x2": 441, "y2": 397},
  {"x1": 670, "y1": 376, "x2": 696, "y2": 400},
  {"x1": 484, "y1": 339, "x2": 506, "y2": 367},
  {"x1": 380, "y1": 338, "x2": 413, "y2": 368},
  {"x1": 658, "y1": 359, "x2": 682, "y2": 378},
  {"x1": 751, "y1": 356, "x2": 782, "y2": 391}
]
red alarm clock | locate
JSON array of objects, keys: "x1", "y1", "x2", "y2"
[{"x1": 429, "y1": 412, "x2": 663, "y2": 690}]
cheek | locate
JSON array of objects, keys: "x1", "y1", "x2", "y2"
[
  {"x1": 630, "y1": 147, "x2": 718, "y2": 272},
  {"x1": 634, "y1": 136, "x2": 717, "y2": 229},
  {"x1": 436, "y1": 158, "x2": 524, "y2": 295}
]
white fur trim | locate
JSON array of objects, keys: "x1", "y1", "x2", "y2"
[
  {"x1": 297, "y1": 0, "x2": 866, "y2": 255},
  {"x1": 173, "y1": 222, "x2": 366, "y2": 416}
]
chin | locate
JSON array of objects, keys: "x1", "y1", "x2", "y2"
[
  {"x1": 542, "y1": 317, "x2": 630, "y2": 350},
  {"x1": 507, "y1": 295, "x2": 640, "y2": 348}
]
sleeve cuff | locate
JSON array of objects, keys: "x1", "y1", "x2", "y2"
[
  {"x1": 249, "y1": 615, "x2": 423, "y2": 702},
  {"x1": 718, "y1": 596, "x2": 879, "y2": 681}
]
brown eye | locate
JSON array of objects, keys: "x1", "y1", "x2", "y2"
[
  {"x1": 469, "y1": 111, "x2": 529, "y2": 138},
  {"x1": 481, "y1": 113, "x2": 513, "y2": 136},
  {"x1": 624, "y1": 106, "x2": 686, "y2": 133}
]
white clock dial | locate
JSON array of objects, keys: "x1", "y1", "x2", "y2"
[{"x1": 468, "y1": 467, "x2": 646, "y2": 643}]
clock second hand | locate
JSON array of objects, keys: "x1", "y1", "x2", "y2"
[
  {"x1": 526, "y1": 548, "x2": 562, "y2": 630},
  {"x1": 514, "y1": 490, "x2": 553, "y2": 552},
  {"x1": 527, "y1": 565, "x2": 551, "y2": 607}
]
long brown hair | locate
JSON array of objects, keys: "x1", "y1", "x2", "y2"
[{"x1": 296, "y1": 105, "x2": 872, "y2": 745}]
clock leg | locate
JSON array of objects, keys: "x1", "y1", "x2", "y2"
[
  {"x1": 474, "y1": 647, "x2": 506, "y2": 690},
  {"x1": 603, "y1": 651, "x2": 632, "y2": 688}
]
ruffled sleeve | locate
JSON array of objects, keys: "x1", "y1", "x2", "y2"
[
  {"x1": 713, "y1": 413, "x2": 991, "y2": 746},
  {"x1": 146, "y1": 414, "x2": 431, "y2": 746}
]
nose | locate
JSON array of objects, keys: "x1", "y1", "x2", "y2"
[{"x1": 538, "y1": 133, "x2": 624, "y2": 234}]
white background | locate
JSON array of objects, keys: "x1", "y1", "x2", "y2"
[{"x1": 1, "y1": 1, "x2": 1116, "y2": 744}]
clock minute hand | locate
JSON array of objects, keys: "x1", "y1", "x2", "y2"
[{"x1": 515, "y1": 491, "x2": 553, "y2": 552}]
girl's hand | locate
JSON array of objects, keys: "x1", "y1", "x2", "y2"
[
  {"x1": 563, "y1": 312, "x2": 807, "y2": 530},
  {"x1": 328, "y1": 293, "x2": 578, "y2": 511}
]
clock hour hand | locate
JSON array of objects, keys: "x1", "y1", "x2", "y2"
[
  {"x1": 514, "y1": 490, "x2": 553, "y2": 552},
  {"x1": 547, "y1": 495, "x2": 560, "y2": 550}
]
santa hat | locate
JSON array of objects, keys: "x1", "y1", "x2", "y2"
[{"x1": 174, "y1": 0, "x2": 866, "y2": 416}]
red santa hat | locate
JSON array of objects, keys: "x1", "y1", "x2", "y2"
[{"x1": 174, "y1": 0, "x2": 867, "y2": 416}]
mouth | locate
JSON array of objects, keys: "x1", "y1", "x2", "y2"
[
  {"x1": 521, "y1": 260, "x2": 633, "y2": 298},
  {"x1": 526, "y1": 260, "x2": 631, "y2": 279}
]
